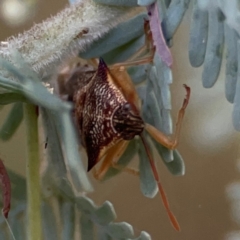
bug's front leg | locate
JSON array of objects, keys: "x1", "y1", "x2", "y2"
[
  {"x1": 146, "y1": 84, "x2": 191, "y2": 150},
  {"x1": 92, "y1": 140, "x2": 139, "y2": 181},
  {"x1": 92, "y1": 140, "x2": 128, "y2": 180}
]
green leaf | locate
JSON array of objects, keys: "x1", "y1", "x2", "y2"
[
  {"x1": 61, "y1": 201, "x2": 75, "y2": 240},
  {"x1": 151, "y1": 137, "x2": 185, "y2": 176},
  {"x1": 202, "y1": 9, "x2": 224, "y2": 88},
  {"x1": 0, "y1": 56, "x2": 71, "y2": 112},
  {"x1": 93, "y1": 0, "x2": 138, "y2": 7},
  {"x1": 131, "y1": 231, "x2": 152, "y2": 240},
  {"x1": 42, "y1": 201, "x2": 59, "y2": 240},
  {"x1": 40, "y1": 108, "x2": 68, "y2": 182},
  {"x1": 0, "y1": 103, "x2": 23, "y2": 141},
  {"x1": 225, "y1": 24, "x2": 238, "y2": 103},
  {"x1": 102, "y1": 35, "x2": 145, "y2": 65},
  {"x1": 80, "y1": 214, "x2": 95, "y2": 240},
  {"x1": 163, "y1": 150, "x2": 185, "y2": 176},
  {"x1": 104, "y1": 222, "x2": 134, "y2": 239},
  {"x1": 0, "y1": 75, "x2": 23, "y2": 92},
  {"x1": 163, "y1": 0, "x2": 191, "y2": 40},
  {"x1": 0, "y1": 93, "x2": 28, "y2": 105},
  {"x1": 188, "y1": 0, "x2": 208, "y2": 67},
  {"x1": 53, "y1": 111, "x2": 93, "y2": 192},
  {"x1": 127, "y1": 64, "x2": 148, "y2": 85},
  {"x1": 8, "y1": 170, "x2": 26, "y2": 202},
  {"x1": 80, "y1": 13, "x2": 146, "y2": 59},
  {"x1": 138, "y1": 0, "x2": 155, "y2": 6},
  {"x1": 138, "y1": 138, "x2": 158, "y2": 198},
  {"x1": 231, "y1": 41, "x2": 240, "y2": 131},
  {"x1": 93, "y1": 201, "x2": 116, "y2": 225}
]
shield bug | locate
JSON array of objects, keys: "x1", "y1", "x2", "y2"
[{"x1": 57, "y1": 22, "x2": 190, "y2": 232}]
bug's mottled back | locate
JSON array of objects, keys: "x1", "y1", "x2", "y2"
[{"x1": 73, "y1": 59, "x2": 144, "y2": 171}]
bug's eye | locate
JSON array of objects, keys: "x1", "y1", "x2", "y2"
[
  {"x1": 112, "y1": 103, "x2": 144, "y2": 140},
  {"x1": 123, "y1": 103, "x2": 131, "y2": 111}
]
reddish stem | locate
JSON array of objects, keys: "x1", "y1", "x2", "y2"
[{"x1": 0, "y1": 159, "x2": 11, "y2": 218}]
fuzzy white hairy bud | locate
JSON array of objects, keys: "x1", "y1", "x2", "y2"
[{"x1": 0, "y1": 0, "x2": 137, "y2": 76}]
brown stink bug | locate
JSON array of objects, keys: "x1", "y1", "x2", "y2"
[{"x1": 57, "y1": 22, "x2": 190, "y2": 231}]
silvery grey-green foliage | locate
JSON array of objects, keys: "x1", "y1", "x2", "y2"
[
  {"x1": 3, "y1": 0, "x2": 240, "y2": 238},
  {"x1": 188, "y1": 0, "x2": 240, "y2": 131},
  {"x1": 0, "y1": 169, "x2": 151, "y2": 240},
  {"x1": 0, "y1": 0, "x2": 188, "y2": 238}
]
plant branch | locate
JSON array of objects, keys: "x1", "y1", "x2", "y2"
[{"x1": 24, "y1": 104, "x2": 42, "y2": 240}]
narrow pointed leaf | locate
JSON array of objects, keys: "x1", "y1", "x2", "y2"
[
  {"x1": 188, "y1": 0, "x2": 208, "y2": 67},
  {"x1": 163, "y1": 0, "x2": 191, "y2": 40},
  {"x1": 202, "y1": 9, "x2": 224, "y2": 88},
  {"x1": 138, "y1": 139, "x2": 158, "y2": 198},
  {"x1": 225, "y1": 25, "x2": 238, "y2": 103},
  {"x1": 145, "y1": 68, "x2": 173, "y2": 162}
]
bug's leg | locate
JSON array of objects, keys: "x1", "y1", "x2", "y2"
[
  {"x1": 140, "y1": 135, "x2": 180, "y2": 231},
  {"x1": 93, "y1": 140, "x2": 139, "y2": 180},
  {"x1": 111, "y1": 158, "x2": 139, "y2": 176},
  {"x1": 146, "y1": 84, "x2": 190, "y2": 150},
  {"x1": 126, "y1": 19, "x2": 154, "y2": 62},
  {"x1": 111, "y1": 55, "x2": 155, "y2": 68},
  {"x1": 93, "y1": 140, "x2": 129, "y2": 180},
  {"x1": 110, "y1": 20, "x2": 155, "y2": 69}
]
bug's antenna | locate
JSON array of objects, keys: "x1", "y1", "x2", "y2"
[{"x1": 140, "y1": 134, "x2": 180, "y2": 231}]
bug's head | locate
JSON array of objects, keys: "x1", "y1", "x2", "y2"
[{"x1": 112, "y1": 103, "x2": 144, "y2": 140}]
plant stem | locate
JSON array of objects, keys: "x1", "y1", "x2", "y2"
[{"x1": 24, "y1": 104, "x2": 42, "y2": 240}]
